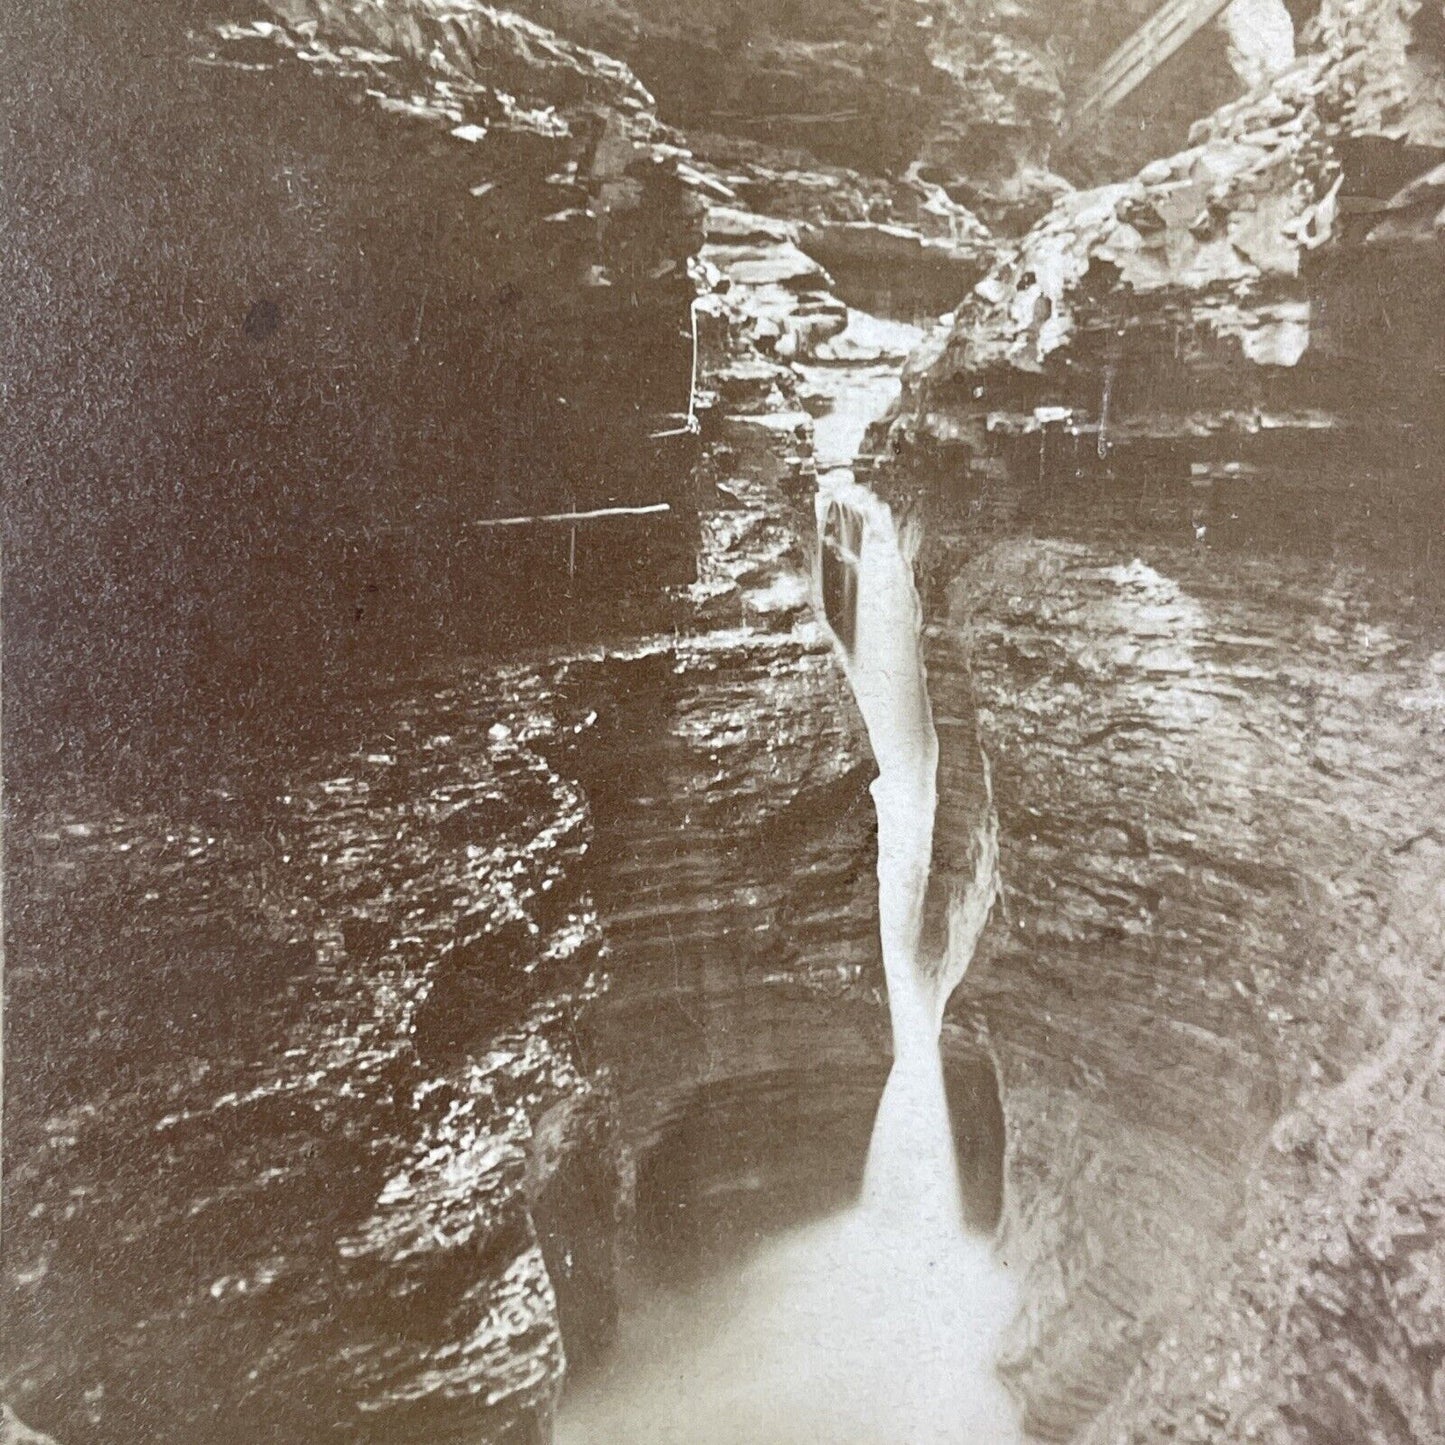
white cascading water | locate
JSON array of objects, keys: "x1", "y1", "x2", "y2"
[
  {"x1": 558, "y1": 462, "x2": 1021, "y2": 1445},
  {"x1": 816, "y1": 475, "x2": 1002, "y2": 1239}
]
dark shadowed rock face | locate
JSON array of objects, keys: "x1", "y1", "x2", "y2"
[
  {"x1": 10, "y1": 3, "x2": 1445, "y2": 1445},
  {"x1": 3, "y1": 0, "x2": 702, "y2": 794},
  {"x1": 508, "y1": 0, "x2": 1254, "y2": 226},
  {"x1": 0, "y1": 149, "x2": 907, "y2": 1445},
  {"x1": 1, "y1": 672, "x2": 605, "y2": 1443},
  {"x1": 509, "y1": 0, "x2": 953, "y2": 174}
]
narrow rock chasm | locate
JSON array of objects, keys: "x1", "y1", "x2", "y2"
[{"x1": 6, "y1": 2, "x2": 1445, "y2": 1444}]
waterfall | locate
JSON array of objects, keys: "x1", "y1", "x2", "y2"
[
  {"x1": 816, "y1": 475, "x2": 1000, "y2": 1237},
  {"x1": 557, "y1": 357, "x2": 1020, "y2": 1445}
]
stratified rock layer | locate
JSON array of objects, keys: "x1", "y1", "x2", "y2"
[
  {"x1": 885, "y1": 0, "x2": 1445, "y2": 503},
  {"x1": 874, "y1": 5, "x2": 1445, "y2": 1440},
  {"x1": 0, "y1": 147, "x2": 921, "y2": 1445},
  {"x1": 3, "y1": 0, "x2": 702, "y2": 791}
]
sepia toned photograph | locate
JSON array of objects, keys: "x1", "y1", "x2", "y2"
[{"x1": 4, "y1": 0, "x2": 1445, "y2": 1441}]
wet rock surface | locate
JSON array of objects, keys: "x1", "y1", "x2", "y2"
[
  {"x1": 875, "y1": 96, "x2": 1445, "y2": 1445},
  {"x1": 5, "y1": 671, "x2": 602, "y2": 1441},
  {"x1": 849, "y1": 449, "x2": 1445, "y2": 1442},
  {"x1": 11, "y1": 2, "x2": 1445, "y2": 1443},
  {"x1": 862, "y1": 7, "x2": 1445, "y2": 1419},
  {"x1": 886, "y1": 0, "x2": 1445, "y2": 484}
]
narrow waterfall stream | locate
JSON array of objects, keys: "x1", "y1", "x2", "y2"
[
  {"x1": 818, "y1": 476, "x2": 1000, "y2": 1237},
  {"x1": 557, "y1": 359, "x2": 1021, "y2": 1445}
]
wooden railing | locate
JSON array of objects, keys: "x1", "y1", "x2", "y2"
[{"x1": 1074, "y1": 0, "x2": 1234, "y2": 120}]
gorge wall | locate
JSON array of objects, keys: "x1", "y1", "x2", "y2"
[
  {"x1": 871, "y1": 2, "x2": 1445, "y2": 1439},
  {"x1": 8, "y1": 1, "x2": 1445, "y2": 1443},
  {"x1": 2, "y1": 0, "x2": 1315, "y2": 792},
  {"x1": 3, "y1": 0, "x2": 703, "y2": 792}
]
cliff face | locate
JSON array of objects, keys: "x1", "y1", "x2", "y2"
[
  {"x1": 507, "y1": 0, "x2": 1257, "y2": 228},
  {"x1": 2, "y1": 0, "x2": 703, "y2": 793},
  {"x1": 883, "y1": 0, "x2": 1445, "y2": 480},
  {"x1": 10, "y1": 3, "x2": 1445, "y2": 1445},
  {"x1": 2, "y1": 0, "x2": 1318, "y2": 794},
  {"x1": 1077, "y1": 870, "x2": 1445, "y2": 1445},
  {"x1": 872, "y1": 5, "x2": 1445, "y2": 1442},
  {"x1": 0, "y1": 151, "x2": 911, "y2": 1445},
  {"x1": 903, "y1": 514, "x2": 1445, "y2": 1444}
]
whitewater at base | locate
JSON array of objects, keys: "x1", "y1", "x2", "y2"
[{"x1": 554, "y1": 1193, "x2": 1019, "y2": 1445}]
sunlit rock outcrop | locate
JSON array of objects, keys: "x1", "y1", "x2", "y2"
[
  {"x1": 506, "y1": 0, "x2": 1269, "y2": 229},
  {"x1": 884, "y1": 0, "x2": 1445, "y2": 485},
  {"x1": 1220, "y1": 0, "x2": 1296, "y2": 88},
  {"x1": 1309, "y1": 0, "x2": 1445, "y2": 147}
]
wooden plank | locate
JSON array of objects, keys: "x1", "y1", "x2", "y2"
[
  {"x1": 1076, "y1": 0, "x2": 1233, "y2": 118},
  {"x1": 1079, "y1": 0, "x2": 1231, "y2": 114},
  {"x1": 1085, "y1": 0, "x2": 1216, "y2": 104},
  {"x1": 465, "y1": 503, "x2": 673, "y2": 529},
  {"x1": 1098, "y1": 1, "x2": 1229, "y2": 107}
]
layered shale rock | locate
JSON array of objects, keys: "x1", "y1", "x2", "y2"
[
  {"x1": 884, "y1": 0, "x2": 1445, "y2": 489},
  {"x1": 1078, "y1": 859, "x2": 1445, "y2": 1444},
  {"x1": 0, "y1": 150, "x2": 929, "y2": 1445},
  {"x1": 868, "y1": 448, "x2": 1445, "y2": 1445},
  {"x1": 1, "y1": 677, "x2": 615, "y2": 1444},
  {"x1": 868, "y1": 5, "x2": 1445, "y2": 1442},
  {"x1": 4, "y1": 4, "x2": 712, "y2": 1435},
  {"x1": 3, "y1": 0, "x2": 703, "y2": 789}
]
